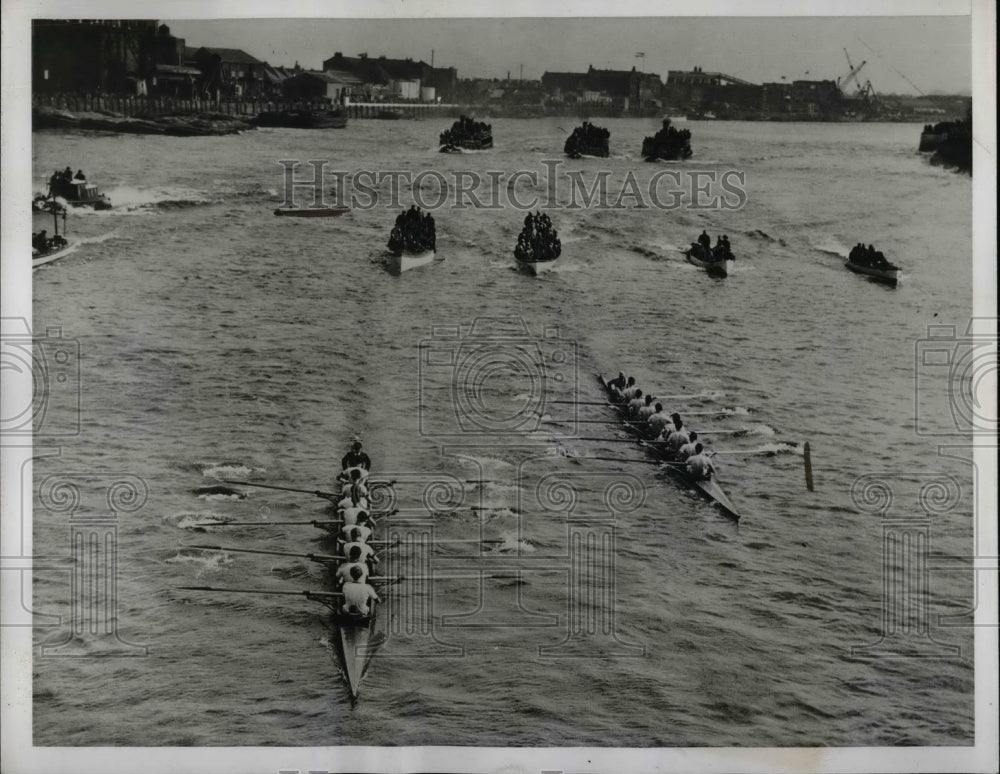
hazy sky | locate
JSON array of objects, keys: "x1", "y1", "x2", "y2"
[{"x1": 166, "y1": 16, "x2": 972, "y2": 95}]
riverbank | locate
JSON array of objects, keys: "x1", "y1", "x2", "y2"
[{"x1": 33, "y1": 105, "x2": 254, "y2": 136}]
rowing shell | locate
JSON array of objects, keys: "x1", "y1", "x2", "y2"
[
  {"x1": 328, "y1": 472, "x2": 383, "y2": 700},
  {"x1": 333, "y1": 609, "x2": 375, "y2": 700},
  {"x1": 598, "y1": 375, "x2": 741, "y2": 521}
]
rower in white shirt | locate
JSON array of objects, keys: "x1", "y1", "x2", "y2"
[
  {"x1": 626, "y1": 389, "x2": 645, "y2": 417},
  {"x1": 685, "y1": 443, "x2": 716, "y2": 480},
  {"x1": 342, "y1": 535, "x2": 379, "y2": 569},
  {"x1": 619, "y1": 377, "x2": 639, "y2": 403},
  {"x1": 340, "y1": 566, "x2": 380, "y2": 617},
  {"x1": 678, "y1": 431, "x2": 700, "y2": 459},
  {"x1": 647, "y1": 403, "x2": 670, "y2": 439},
  {"x1": 663, "y1": 413, "x2": 690, "y2": 453},
  {"x1": 335, "y1": 545, "x2": 370, "y2": 585},
  {"x1": 340, "y1": 519, "x2": 373, "y2": 545},
  {"x1": 637, "y1": 394, "x2": 656, "y2": 422}
]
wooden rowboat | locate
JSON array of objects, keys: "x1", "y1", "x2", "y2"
[
  {"x1": 598, "y1": 375, "x2": 741, "y2": 521},
  {"x1": 515, "y1": 257, "x2": 558, "y2": 276},
  {"x1": 388, "y1": 249, "x2": 440, "y2": 274},
  {"x1": 33, "y1": 239, "x2": 76, "y2": 269}
]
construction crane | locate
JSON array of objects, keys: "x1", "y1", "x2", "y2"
[{"x1": 837, "y1": 48, "x2": 868, "y2": 95}]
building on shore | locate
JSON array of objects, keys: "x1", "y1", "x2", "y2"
[
  {"x1": 281, "y1": 69, "x2": 362, "y2": 104},
  {"x1": 33, "y1": 20, "x2": 185, "y2": 96},
  {"x1": 541, "y1": 65, "x2": 663, "y2": 113},
  {"x1": 185, "y1": 47, "x2": 268, "y2": 99},
  {"x1": 321, "y1": 52, "x2": 457, "y2": 102}
]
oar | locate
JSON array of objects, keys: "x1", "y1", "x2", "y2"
[
  {"x1": 176, "y1": 585, "x2": 341, "y2": 598},
  {"x1": 191, "y1": 519, "x2": 341, "y2": 528},
  {"x1": 187, "y1": 544, "x2": 342, "y2": 563},
  {"x1": 568, "y1": 455, "x2": 660, "y2": 465},
  {"x1": 223, "y1": 480, "x2": 340, "y2": 499},
  {"x1": 190, "y1": 510, "x2": 398, "y2": 529},
  {"x1": 568, "y1": 455, "x2": 688, "y2": 468},
  {"x1": 574, "y1": 436, "x2": 660, "y2": 443},
  {"x1": 707, "y1": 448, "x2": 793, "y2": 457},
  {"x1": 549, "y1": 400, "x2": 612, "y2": 406},
  {"x1": 394, "y1": 570, "x2": 566, "y2": 582},
  {"x1": 367, "y1": 538, "x2": 503, "y2": 545}
]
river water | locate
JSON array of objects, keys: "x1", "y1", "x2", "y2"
[{"x1": 29, "y1": 117, "x2": 976, "y2": 748}]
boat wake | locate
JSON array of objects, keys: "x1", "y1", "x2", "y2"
[
  {"x1": 165, "y1": 511, "x2": 237, "y2": 531},
  {"x1": 201, "y1": 462, "x2": 265, "y2": 480},
  {"x1": 101, "y1": 185, "x2": 212, "y2": 213},
  {"x1": 165, "y1": 548, "x2": 233, "y2": 573}
]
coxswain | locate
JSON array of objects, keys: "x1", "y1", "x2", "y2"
[
  {"x1": 341, "y1": 441, "x2": 371, "y2": 471},
  {"x1": 340, "y1": 565, "x2": 380, "y2": 617},
  {"x1": 678, "y1": 431, "x2": 700, "y2": 459},
  {"x1": 608, "y1": 371, "x2": 627, "y2": 392},
  {"x1": 335, "y1": 545, "x2": 370, "y2": 585},
  {"x1": 637, "y1": 394, "x2": 657, "y2": 422},
  {"x1": 685, "y1": 443, "x2": 716, "y2": 480}
]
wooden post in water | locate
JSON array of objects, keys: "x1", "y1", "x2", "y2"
[{"x1": 803, "y1": 442, "x2": 814, "y2": 491}]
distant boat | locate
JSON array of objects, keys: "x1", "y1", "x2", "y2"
[
  {"x1": 564, "y1": 122, "x2": 610, "y2": 158},
  {"x1": 845, "y1": 258, "x2": 900, "y2": 287},
  {"x1": 274, "y1": 206, "x2": 349, "y2": 217},
  {"x1": 40, "y1": 172, "x2": 112, "y2": 210},
  {"x1": 685, "y1": 243, "x2": 732, "y2": 278},
  {"x1": 255, "y1": 110, "x2": 347, "y2": 129},
  {"x1": 439, "y1": 116, "x2": 493, "y2": 152},
  {"x1": 515, "y1": 257, "x2": 559, "y2": 276},
  {"x1": 374, "y1": 109, "x2": 406, "y2": 120},
  {"x1": 388, "y1": 249, "x2": 441, "y2": 274},
  {"x1": 641, "y1": 119, "x2": 693, "y2": 161}
]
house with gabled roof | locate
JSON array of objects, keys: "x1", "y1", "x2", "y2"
[{"x1": 185, "y1": 46, "x2": 267, "y2": 98}]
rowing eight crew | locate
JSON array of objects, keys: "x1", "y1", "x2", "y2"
[
  {"x1": 607, "y1": 372, "x2": 716, "y2": 481},
  {"x1": 334, "y1": 441, "x2": 380, "y2": 618}
]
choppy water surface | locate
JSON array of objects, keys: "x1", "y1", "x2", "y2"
[{"x1": 30, "y1": 118, "x2": 975, "y2": 747}]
